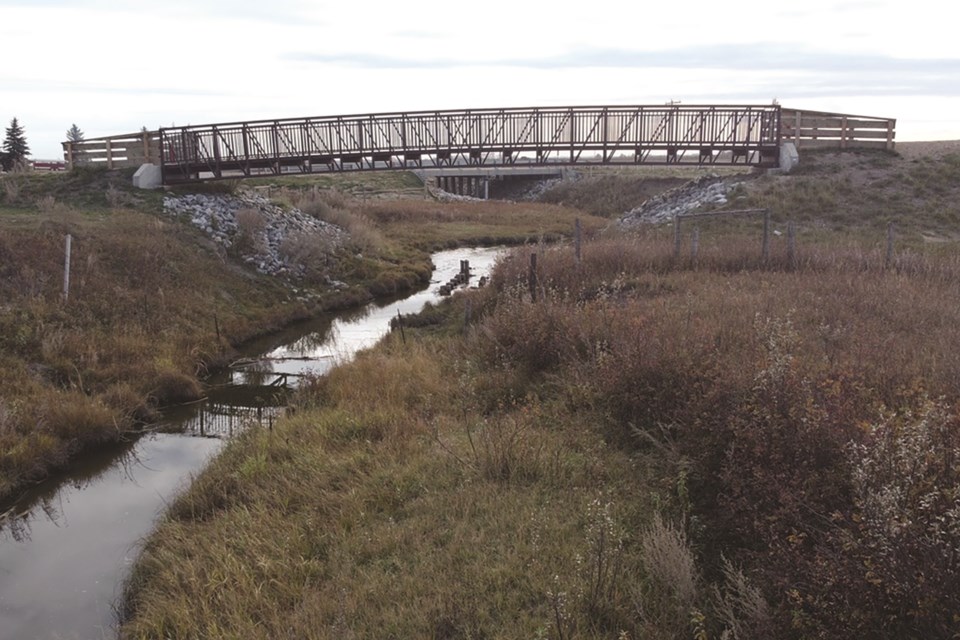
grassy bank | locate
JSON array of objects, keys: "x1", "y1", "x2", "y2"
[
  {"x1": 120, "y1": 149, "x2": 960, "y2": 639},
  {"x1": 120, "y1": 224, "x2": 960, "y2": 638},
  {"x1": 0, "y1": 168, "x2": 599, "y2": 504},
  {"x1": 0, "y1": 201, "x2": 301, "y2": 502}
]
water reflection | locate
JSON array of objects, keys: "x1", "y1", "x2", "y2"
[
  {"x1": 178, "y1": 402, "x2": 283, "y2": 439},
  {"x1": 0, "y1": 440, "x2": 142, "y2": 544},
  {"x1": 0, "y1": 434, "x2": 223, "y2": 640}
]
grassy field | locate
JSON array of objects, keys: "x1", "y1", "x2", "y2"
[
  {"x1": 0, "y1": 167, "x2": 599, "y2": 505},
  {"x1": 118, "y1": 149, "x2": 960, "y2": 639}
]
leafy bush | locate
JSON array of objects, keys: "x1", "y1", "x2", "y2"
[{"x1": 810, "y1": 401, "x2": 960, "y2": 638}]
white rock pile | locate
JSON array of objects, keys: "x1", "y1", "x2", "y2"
[
  {"x1": 162, "y1": 191, "x2": 347, "y2": 278},
  {"x1": 620, "y1": 175, "x2": 738, "y2": 226}
]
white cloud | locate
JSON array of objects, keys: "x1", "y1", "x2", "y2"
[{"x1": 1, "y1": 0, "x2": 956, "y2": 158}]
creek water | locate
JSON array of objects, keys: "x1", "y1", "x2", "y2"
[{"x1": 0, "y1": 246, "x2": 502, "y2": 640}]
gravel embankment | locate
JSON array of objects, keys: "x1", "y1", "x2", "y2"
[{"x1": 163, "y1": 191, "x2": 347, "y2": 279}]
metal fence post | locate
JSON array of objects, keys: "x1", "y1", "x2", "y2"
[
  {"x1": 63, "y1": 234, "x2": 72, "y2": 302},
  {"x1": 575, "y1": 218, "x2": 582, "y2": 266},
  {"x1": 787, "y1": 221, "x2": 797, "y2": 269},
  {"x1": 762, "y1": 210, "x2": 770, "y2": 261},
  {"x1": 885, "y1": 222, "x2": 895, "y2": 269},
  {"x1": 673, "y1": 215, "x2": 681, "y2": 259},
  {"x1": 529, "y1": 253, "x2": 538, "y2": 302}
]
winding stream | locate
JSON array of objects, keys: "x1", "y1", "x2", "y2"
[{"x1": 0, "y1": 247, "x2": 502, "y2": 640}]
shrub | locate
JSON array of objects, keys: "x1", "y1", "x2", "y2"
[
  {"x1": 148, "y1": 367, "x2": 203, "y2": 405},
  {"x1": 1, "y1": 176, "x2": 23, "y2": 203},
  {"x1": 278, "y1": 230, "x2": 337, "y2": 280},
  {"x1": 232, "y1": 207, "x2": 266, "y2": 255},
  {"x1": 710, "y1": 557, "x2": 773, "y2": 640},
  {"x1": 811, "y1": 400, "x2": 960, "y2": 638},
  {"x1": 637, "y1": 514, "x2": 700, "y2": 639}
]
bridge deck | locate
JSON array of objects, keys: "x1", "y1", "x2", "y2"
[{"x1": 159, "y1": 105, "x2": 782, "y2": 184}]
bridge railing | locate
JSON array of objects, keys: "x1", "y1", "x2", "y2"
[
  {"x1": 158, "y1": 105, "x2": 783, "y2": 183},
  {"x1": 62, "y1": 130, "x2": 161, "y2": 170},
  {"x1": 780, "y1": 109, "x2": 896, "y2": 151},
  {"x1": 57, "y1": 106, "x2": 897, "y2": 181}
]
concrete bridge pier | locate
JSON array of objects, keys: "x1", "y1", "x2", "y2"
[
  {"x1": 428, "y1": 167, "x2": 564, "y2": 200},
  {"x1": 436, "y1": 175, "x2": 489, "y2": 199}
]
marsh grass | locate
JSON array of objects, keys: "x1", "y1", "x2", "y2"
[{"x1": 122, "y1": 230, "x2": 960, "y2": 639}]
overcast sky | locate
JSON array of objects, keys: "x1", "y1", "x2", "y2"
[{"x1": 3, "y1": 0, "x2": 958, "y2": 159}]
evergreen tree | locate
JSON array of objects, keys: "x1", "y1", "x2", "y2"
[
  {"x1": 65, "y1": 123, "x2": 85, "y2": 165},
  {"x1": 2, "y1": 118, "x2": 30, "y2": 170},
  {"x1": 66, "y1": 123, "x2": 84, "y2": 143}
]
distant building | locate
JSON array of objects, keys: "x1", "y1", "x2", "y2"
[{"x1": 30, "y1": 160, "x2": 67, "y2": 172}]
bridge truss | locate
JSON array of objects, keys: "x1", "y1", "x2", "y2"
[{"x1": 159, "y1": 105, "x2": 782, "y2": 184}]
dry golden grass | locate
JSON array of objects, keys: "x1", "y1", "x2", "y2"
[
  {"x1": 121, "y1": 341, "x2": 658, "y2": 639},
  {"x1": 0, "y1": 205, "x2": 307, "y2": 502},
  {"x1": 122, "y1": 231, "x2": 960, "y2": 639}
]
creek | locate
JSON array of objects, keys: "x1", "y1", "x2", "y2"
[{"x1": 0, "y1": 246, "x2": 502, "y2": 640}]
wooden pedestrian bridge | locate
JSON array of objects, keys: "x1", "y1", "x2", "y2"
[{"x1": 62, "y1": 104, "x2": 896, "y2": 186}]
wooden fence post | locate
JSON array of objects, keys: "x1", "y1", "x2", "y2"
[
  {"x1": 396, "y1": 309, "x2": 406, "y2": 344},
  {"x1": 691, "y1": 227, "x2": 699, "y2": 260},
  {"x1": 528, "y1": 253, "x2": 538, "y2": 303}
]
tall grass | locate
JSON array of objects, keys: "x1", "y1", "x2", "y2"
[
  {"x1": 119, "y1": 229, "x2": 960, "y2": 638},
  {"x1": 0, "y1": 206, "x2": 306, "y2": 503}
]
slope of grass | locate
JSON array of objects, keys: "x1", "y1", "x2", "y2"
[{"x1": 731, "y1": 149, "x2": 960, "y2": 242}]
